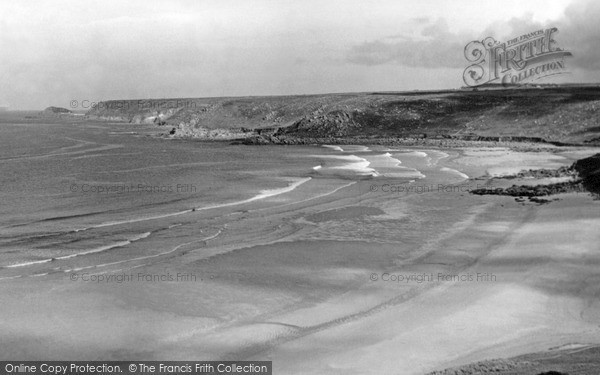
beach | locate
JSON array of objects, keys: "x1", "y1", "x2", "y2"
[{"x1": 1, "y1": 120, "x2": 599, "y2": 373}]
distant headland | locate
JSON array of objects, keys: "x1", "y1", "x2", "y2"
[{"x1": 79, "y1": 84, "x2": 600, "y2": 146}]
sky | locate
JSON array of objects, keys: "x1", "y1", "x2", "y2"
[{"x1": 1, "y1": 0, "x2": 599, "y2": 109}]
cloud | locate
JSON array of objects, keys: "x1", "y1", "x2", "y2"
[
  {"x1": 346, "y1": 0, "x2": 600, "y2": 75},
  {"x1": 0, "y1": 0, "x2": 296, "y2": 109},
  {"x1": 557, "y1": 0, "x2": 600, "y2": 70},
  {"x1": 2, "y1": 0, "x2": 600, "y2": 109},
  {"x1": 346, "y1": 19, "x2": 467, "y2": 68},
  {"x1": 479, "y1": 1, "x2": 600, "y2": 71}
]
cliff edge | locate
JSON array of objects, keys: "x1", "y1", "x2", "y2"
[{"x1": 84, "y1": 86, "x2": 600, "y2": 145}]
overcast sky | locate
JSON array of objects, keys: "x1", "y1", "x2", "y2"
[{"x1": 1, "y1": 0, "x2": 599, "y2": 109}]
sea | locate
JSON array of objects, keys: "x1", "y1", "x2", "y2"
[{"x1": 0, "y1": 113, "x2": 465, "y2": 280}]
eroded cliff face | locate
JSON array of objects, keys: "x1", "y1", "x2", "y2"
[{"x1": 84, "y1": 87, "x2": 600, "y2": 145}]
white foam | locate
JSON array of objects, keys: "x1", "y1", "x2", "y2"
[
  {"x1": 365, "y1": 153, "x2": 425, "y2": 179},
  {"x1": 312, "y1": 155, "x2": 367, "y2": 162},
  {"x1": 0, "y1": 275, "x2": 23, "y2": 281},
  {"x1": 430, "y1": 150, "x2": 450, "y2": 159},
  {"x1": 323, "y1": 145, "x2": 344, "y2": 152},
  {"x1": 78, "y1": 210, "x2": 190, "y2": 231},
  {"x1": 394, "y1": 150, "x2": 433, "y2": 167},
  {"x1": 58, "y1": 241, "x2": 132, "y2": 259},
  {"x1": 311, "y1": 154, "x2": 377, "y2": 176},
  {"x1": 368, "y1": 153, "x2": 402, "y2": 169},
  {"x1": 402, "y1": 151, "x2": 428, "y2": 158},
  {"x1": 75, "y1": 178, "x2": 311, "y2": 231},
  {"x1": 250, "y1": 177, "x2": 311, "y2": 201},
  {"x1": 4, "y1": 258, "x2": 53, "y2": 268},
  {"x1": 425, "y1": 150, "x2": 450, "y2": 166},
  {"x1": 341, "y1": 145, "x2": 371, "y2": 153},
  {"x1": 4, "y1": 232, "x2": 152, "y2": 268},
  {"x1": 254, "y1": 181, "x2": 357, "y2": 212},
  {"x1": 198, "y1": 177, "x2": 312, "y2": 209},
  {"x1": 64, "y1": 229, "x2": 223, "y2": 273},
  {"x1": 322, "y1": 145, "x2": 372, "y2": 153},
  {"x1": 440, "y1": 167, "x2": 469, "y2": 179},
  {"x1": 332, "y1": 157, "x2": 377, "y2": 176}
]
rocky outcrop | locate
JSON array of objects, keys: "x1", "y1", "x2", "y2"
[
  {"x1": 573, "y1": 153, "x2": 600, "y2": 194},
  {"x1": 471, "y1": 181, "x2": 585, "y2": 197},
  {"x1": 171, "y1": 125, "x2": 250, "y2": 140},
  {"x1": 41, "y1": 106, "x2": 72, "y2": 115},
  {"x1": 471, "y1": 154, "x2": 600, "y2": 198},
  {"x1": 501, "y1": 166, "x2": 578, "y2": 179}
]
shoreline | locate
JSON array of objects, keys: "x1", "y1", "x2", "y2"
[
  {"x1": 157, "y1": 129, "x2": 600, "y2": 153},
  {"x1": 0, "y1": 130, "x2": 599, "y2": 373},
  {"x1": 81, "y1": 85, "x2": 600, "y2": 147}
]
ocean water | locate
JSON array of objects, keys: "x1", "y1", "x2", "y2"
[{"x1": 0, "y1": 116, "x2": 467, "y2": 279}]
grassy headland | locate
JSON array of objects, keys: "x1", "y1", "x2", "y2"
[{"x1": 84, "y1": 85, "x2": 600, "y2": 146}]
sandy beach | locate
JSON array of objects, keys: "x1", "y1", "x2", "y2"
[
  {"x1": 5, "y1": 1, "x2": 600, "y2": 372},
  {"x1": 1, "y1": 138, "x2": 598, "y2": 374}
]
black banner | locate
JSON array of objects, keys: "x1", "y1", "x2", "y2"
[{"x1": 0, "y1": 362, "x2": 272, "y2": 375}]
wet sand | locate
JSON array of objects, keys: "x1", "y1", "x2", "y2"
[{"x1": 1, "y1": 146, "x2": 599, "y2": 374}]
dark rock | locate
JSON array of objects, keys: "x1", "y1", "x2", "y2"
[
  {"x1": 470, "y1": 155, "x2": 600, "y2": 199},
  {"x1": 573, "y1": 153, "x2": 600, "y2": 195},
  {"x1": 41, "y1": 106, "x2": 72, "y2": 115}
]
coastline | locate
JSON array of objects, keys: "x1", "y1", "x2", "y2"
[
  {"x1": 1, "y1": 127, "x2": 599, "y2": 374},
  {"x1": 7, "y1": 0, "x2": 600, "y2": 372}
]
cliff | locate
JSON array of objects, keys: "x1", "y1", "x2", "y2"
[{"x1": 85, "y1": 86, "x2": 600, "y2": 145}]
